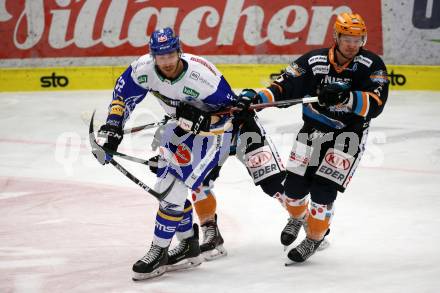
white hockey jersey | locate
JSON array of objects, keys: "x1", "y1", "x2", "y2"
[{"x1": 105, "y1": 53, "x2": 236, "y2": 129}]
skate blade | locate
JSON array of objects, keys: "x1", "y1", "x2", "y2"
[
  {"x1": 317, "y1": 239, "x2": 330, "y2": 251},
  {"x1": 166, "y1": 256, "x2": 203, "y2": 272},
  {"x1": 201, "y1": 245, "x2": 228, "y2": 261},
  {"x1": 284, "y1": 260, "x2": 303, "y2": 266},
  {"x1": 132, "y1": 266, "x2": 166, "y2": 281}
]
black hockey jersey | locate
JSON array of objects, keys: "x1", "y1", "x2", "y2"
[{"x1": 268, "y1": 46, "x2": 389, "y2": 132}]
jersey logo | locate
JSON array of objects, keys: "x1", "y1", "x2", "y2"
[
  {"x1": 312, "y1": 65, "x2": 330, "y2": 75},
  {"x1": 325, "y1": 152, "x2": 351, "y2": 170},
  {"x1": 137, "y1": 75, "x2": 148, "y2": 84},
  {"x1": 190, "y1": 71, "x2": 200, "y2": 80},
  {"x1": 370, "y1": 70, "x2": 389, "y2": 84},
  {"x1": 190, "y1": 57, "x2": 217, "y2": 76},
  {"x1": 286, "y1": 62, "x2": 306, "y2": 77},
  {"x1": 323, "y1": 76, "x2": 351, "y2": 84},
  {"x1": 316, "y1": 148, "x2": 355, "y2": 187},
  {"x1": 308, "y1": 55, "x2": 327, "y2": 65},
  {"x1": 183, "y1": 86, "x2": 200, "y2": 98},
  {"x1": 354, "y1": 55, "x2": 373, "y2": 67},
  {"x1": 247, "y1": 151, "x2": 272, "y2": 168},
  {"x1": 174, "y1": 143, "x2": 192, "y2": 166}
]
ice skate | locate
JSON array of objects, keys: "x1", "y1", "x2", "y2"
[
  {"x1": 132, "y1": 244, "x2": 168, "y2": 281},
  {"x1": 167, "y1": 223, "x2": 202, "y2": 272},
  {"x1": 200, "y1": 214, "x2": 227, "y2": 261},
  {"x1": 280, "y1": 217, "x2": 304, "y2": 250},
  {"x1": 285, "y1": 229, "x2": 330, "y2": 265}
]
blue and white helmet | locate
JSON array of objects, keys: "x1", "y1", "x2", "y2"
[{"x1": 149, "y1": 27, "x2": 180, "y2": 56}]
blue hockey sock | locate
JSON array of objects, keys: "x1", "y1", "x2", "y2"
[
  {"x1": 176, "y1": 199, "x2": 194, "y2": 240},
  {"x1": 153, "y1": 208, "x2": 183, "y2": 248}
]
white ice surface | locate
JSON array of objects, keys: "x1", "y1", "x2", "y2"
[{"x1": 1, "y1": 90, "x2": 440, "y2": 292}]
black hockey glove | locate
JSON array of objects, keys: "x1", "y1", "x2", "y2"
[
  {"x1": 175, "y1": 102, "x2": 211, "y2": 134},
  {"x1": 233, "y1": 88, "x2": 257, "y2": 122},
  {"x1": 148, "y1": 155, "x2": 160, "y2": 174},
  {"x1": 92, "y1": 124, "x2": 123, "y2": 165},
  {"x1": 317, "y1": 81, "x2": 351, "y2": 107}
]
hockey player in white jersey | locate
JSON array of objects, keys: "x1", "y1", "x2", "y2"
[
  {"x1": 149, "y1": 102, "x2": 287, "y2": 262},
  {"x1": 92, "y1": 27, "x2": 238, "y2": 280}
]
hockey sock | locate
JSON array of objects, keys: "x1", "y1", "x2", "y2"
[
  {"x1": 175, "y1": 199, "x2": 194, "y2": 241},
  {"x1": 305, "y1": 201, "x2": 334, "y2": 241},
  {"x1": 153, "y1": 208, "x2": 183, "y2": 248},
  {"x1": 283, "y1": 194, "x2": 309, "y2": 220},
  {"x1": 192, "y1": 186, "x2": 216, "y2": 225}
]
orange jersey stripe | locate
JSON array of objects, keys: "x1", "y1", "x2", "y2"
[
  {"x1": 261, "y1": 89, "x2": 274, "y2": 103},
  {"x1": 360, "y1": 92, "x2": 369, "y2": 116},
  {"x1": 271, "y1": 82, "x2": 283, "y2": 95},
  {"x1": 367, "y1": 91, "x2": 383, "y2": 106}
]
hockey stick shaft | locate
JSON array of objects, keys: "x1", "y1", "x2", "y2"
[
  {"x1": 106, "y1": 149, "x2": 149, "y2": 165},
  {"x1": 109, "y1": 159, "x2": 172, "y2": 201},
  {"x1": 123, "y1": 116, "x2": 171, "y2": 134},
  {"x1": 123, "y1": 96, "x2": 317, "y2": 134},
  {"x1": 105, "y1": 97, "x2": 318, "y2": 162},
  {"x1": 215, "y1": 96, "x2": 318, "y2": 115}
]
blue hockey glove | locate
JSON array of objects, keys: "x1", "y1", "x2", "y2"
[
  {"x1": 92, "y1": 124, "x2": 123, "y2": 165},
  {"x1": 317, "y1": 81, "x2": 351, "y2": 107}
]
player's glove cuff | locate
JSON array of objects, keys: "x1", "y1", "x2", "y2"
[{"x1": 93, "y1": 124, "x2": 123, "y2": 165}]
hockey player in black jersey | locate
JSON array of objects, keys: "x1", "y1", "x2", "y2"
[{"x1": 249, "y1": 12, "x2": 389, "y2": 263}]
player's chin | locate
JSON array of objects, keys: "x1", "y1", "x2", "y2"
[
  {"x1": 345, "y1": 52, "x2": 357, "y2": 59},
  {"x1": 163, "y1": 66, "x2": 176, "y2": 73}
]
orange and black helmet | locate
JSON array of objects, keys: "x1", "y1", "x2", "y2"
[{"x1": 334, "y1": 12, "x2": 367, "y2": 46}]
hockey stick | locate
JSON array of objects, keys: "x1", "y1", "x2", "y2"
[
  {"x1": 105, "y1": 96, "x2": 318, "y2": 162},
  {"x1": 101, "y1": 148, "x2": 149, "y2": 165},
  {"x1": 89, "y1": 111, "x2": 174, "y2": 200},
  {"x1": 252, "y1": 96, "x2": 317, "y2": 109},
  {"x1": 122, "y1": 95, "x2": 317, "y2": 135},
  {"x1": 216, "y1": 96, "x2": 318, "y2": 115},
  {"x1": 83, "y1": 111, "x2": 170, "y2": 136},
  {"x1": 123, "y1": 115, "x2": 171, "y2": 134}
]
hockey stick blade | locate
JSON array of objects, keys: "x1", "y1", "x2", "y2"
[
  {"x1": 88, "y1": 111, "x2": 149, "y2": 165},
  {"x1": 88, "y1": 111, "x2": 174, "y2": 200}
]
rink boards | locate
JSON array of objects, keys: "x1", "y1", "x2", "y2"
[{"x1": 1, "y1": 64, "x2": 439, "y2": 92}]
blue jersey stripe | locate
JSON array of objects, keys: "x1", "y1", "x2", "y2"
[
  {"x1": 353, "y1": 91, "x2": 364, "y2": 116},
  {"x1": 303, "y1": 104, "x2": 346, "y2": 129},
  {"x1": 202, "y1": 76, "x2": 236, "y2": 110}
]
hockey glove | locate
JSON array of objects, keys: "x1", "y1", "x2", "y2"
[
  {"x1": 175, "y1": 102, "x2": 211, "y2": 134},
  {"x1": 317, "y1": 81, "x2": 351, "y2": 107},
  {"x1": 148, "y1": 155, "x2": 160, "y2": 174},
  {"x1": 233, "y1": 88, "x2": 257, "y2": 122},
  {"x1": 93, "y1": 124, "x2": 123, "y2": 165}
]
